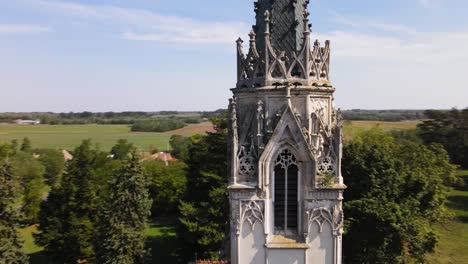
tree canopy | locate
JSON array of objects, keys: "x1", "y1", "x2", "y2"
[
  {"x1": 342, "y1": 128, "x2": 457, "y2": 263},
  {"x1": 95, "y1": 152, "x2": 152, "y2": 264},
  {"x1": 0, "y1": 143, "x2": 29, "y2": 264},
  {"x1": 418, "y1": 108, "x2": 468, "y2": 169},
  {"x1": 177, "y1": 118, "x2": 229, "y2": 262},
  {"x1": 35, "y1": 140, "x2": 102, "y2": 263}
]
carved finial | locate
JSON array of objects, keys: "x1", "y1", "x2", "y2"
[
  {"x1": 236, "y1": 37, "x2": 244, "y2": 46},
  {"x1": 249, "y1": 29, "x2": 256, "y2": 41},
  {"x1": 264, "y1": 10, "x2": 270, "y2": 22},
  {"x1": 264, "y1": 10, "x2": 271, "y2": 36}
]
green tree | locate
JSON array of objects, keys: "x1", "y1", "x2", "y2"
[
  {"x1": 20, "y1": 137, "x2": 32, "y2": 152},
  {"x1": 95, "y1": 152, "x2": 152, "y2": 264},
  {"x1": 0, "y1": 144, "x2": 29, "y2": 264},
  {"x1": 37, "y1": 149, "x2": 66, "y2": 187},
  {"x1": 110, "y1": 139, "x2": 134, "y2": 160},
  {"x1": 418, "y1": 108, "x2": 468, "y2": 168},
  {"x1": 169, "y1": 135, "x2": 191, "y2": 161},
  {"x1": 342, "y1": 128, "x2": 457, "y2": 263},
  {"x1": 36, "y1": 140, "x2": 100, "y2": 263},
  {"x1": 143, "y1": 160, "x2": 187, "y2": 216},
  {"x1": 10, "y1": 139, "x2": 18, "y2": 152},
  {"x1": 177, "y1": 118, "x2": 228, "y2": 261},
  {"x1": 11, "y1": 152, "x2": 46, "y2": 224}
]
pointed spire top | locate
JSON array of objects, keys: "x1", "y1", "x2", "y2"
[{"x1": 254, "y1": 0, "x2": 310, "y2": 54}]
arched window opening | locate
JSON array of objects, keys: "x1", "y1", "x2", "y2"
[{"x1": 274, "y1": 149, "x2": 298, "y2": 232}]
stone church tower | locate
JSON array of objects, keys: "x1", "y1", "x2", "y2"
[{"x1": 227, "y1": 1, "x2": 345, "y2": 263}]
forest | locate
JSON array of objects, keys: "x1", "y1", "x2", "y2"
[{"x1": 0, "y1": 108, "x2": 467, "y2": 263}]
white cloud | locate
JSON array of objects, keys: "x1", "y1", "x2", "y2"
[
  {"x1": 0, "y1": 24, "x2": 51, "y2": 35},
  {"x1": 312, "y1": 30, "x2": 468, "y2": 109},
  {"x1": 317, "y1": 31, "x2": 468, "y2": 63},
  {"x1": 23, "y1": 0, "x2": 248, "y2": 44}
]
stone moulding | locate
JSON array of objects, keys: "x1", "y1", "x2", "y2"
[{"x1": 236, "y1": 10, "x2": 331, "y2": 88}]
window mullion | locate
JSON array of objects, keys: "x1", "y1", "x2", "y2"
[{"x1": 284, "y1": 166, "x2": 288, "y2": 231}]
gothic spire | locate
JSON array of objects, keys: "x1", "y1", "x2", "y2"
[{"x1": 254, "y1": 0, "x2": 310, "y2": 55}]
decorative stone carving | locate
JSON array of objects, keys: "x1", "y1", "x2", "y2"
[
  {"x1": 229, "y1": 97, "x2": 238, "y2": 140},
  {"x1": 236, "y1": 7, "x2": 331, "y2": 88},
  {"x1": 310, "y1": 98, "x2": 329, "y2": 126},
  {"x1": 229, "y1": 1, "x2": 345, "y2": 263},
  {"x1": 317, "y1": 156, "x2": 336, "y2": 175},
  {"x1": 237, "y1": 200, "x2": 265, "y2": 235},
  {"x1": 238, "y1": 143, "x2": 257, "y2": 179},
  {"x1": 305, "y1": 202, "x2": 343, "y2": 236},
  {"x1": 239, "y1": 151, "x2": 256, "y2": 177},
  {"x1": 257, "y1": 100, "x2": 265, "y2": 151},
  {"x1": 275, "y1": 149, "x2": 297, "y2": 169}
]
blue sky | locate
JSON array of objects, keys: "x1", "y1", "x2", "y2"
[{"x1": 1, "y1": 0, "x2": 467, "y2": 112}]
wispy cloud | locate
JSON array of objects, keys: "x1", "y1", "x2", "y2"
[
  {"x1": 324, "y1": 11, "x2": 468, "y2": 63},
  {"x1": 0, "y1": 24, "x2": 51, "y2": 35},
  {"x1": 418, "y1": 0, "x2": 431, "y2": 8},
  {"x1": 331, "y1": 12, "x2": 418, "y2": 35},
  {"x1": 317, "y1": 31, "x2": 468, "y2": 63},
  {"x1": 23, "y1": 0, "x2": 248, "y2": 44}
]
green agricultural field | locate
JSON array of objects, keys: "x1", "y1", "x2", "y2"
[
  {"x1": 0, "y1": 124, "x2": 171, "y2": 152},
  {"x1": 342, "y1": 120, "x2": 419, "y2": 140},
  {"x1": 0, "y1": 121, "x2": 419, "y2": 152}
]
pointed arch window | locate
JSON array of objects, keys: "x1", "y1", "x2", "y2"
[{"x1": 274, "y1": 149, "x2": 298, "y2": 232}]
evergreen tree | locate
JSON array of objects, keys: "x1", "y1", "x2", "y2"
[
  {"x1": 35, "y1": 140, "x2": 99, "y2": 263},
  {"x1": 177, "y1": 118, "x2": 228, "y2": 261},
  {"x1": 95, "y1": 152, "x2": 152, "y2": 264},
  {"x1": 0, "y1": 145, "x2": 29, "y2": 264}
]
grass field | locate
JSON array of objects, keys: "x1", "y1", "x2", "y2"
[
  {"x1": 147, "y1": 221, "x2": 179, "y2": 263},
  {"x1": 0, "y1": 122, "x2": 214, "y2": 152},
  {"x1": 426, "y1": 170, "x2": 468, "y2": 263},
  {"x1": 18, "y1": 221, "x2": 179, "y2": 264},
  {"x1": 342, "y1": 120, "x2": 419, "y2": 140},
  {"x1": 0, "y1": 121, "x2": 416, "y2": 152}
]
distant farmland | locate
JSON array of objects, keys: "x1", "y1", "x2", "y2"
[
  {"x1": 0, "y1": 121, "x2": 417, "y2": 151},
  {"x1": 0, "y1": 122, "x2": 214, "y2": 151}
]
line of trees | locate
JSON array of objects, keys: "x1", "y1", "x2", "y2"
[
  {"x1": 417, "y1": 108, "x2": 468, "y2": 169},
  {"x1": 1, "y1": 107, "x2": 465, "y2": 263},
  {"x1": 0, "y1": 111, "x2": 222, "y2": 125},
  {"x1": 342, "y1": 109, "x2": 427, "y2": 121}
]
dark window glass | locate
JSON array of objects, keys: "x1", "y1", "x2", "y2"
[{"x1": 274, "y1": 149, "x2": 298, "y2": 232}]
